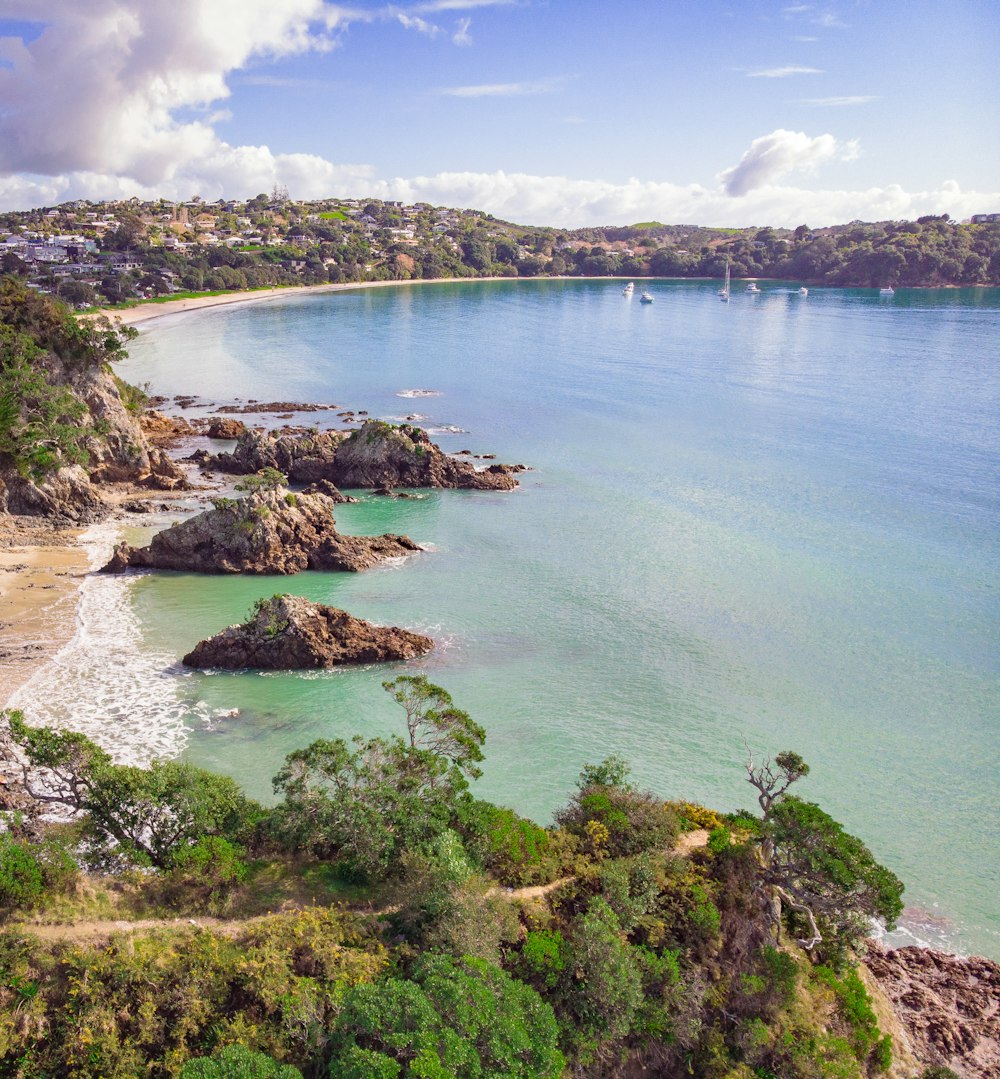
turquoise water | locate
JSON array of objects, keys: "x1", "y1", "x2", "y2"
[{"x1": 77, "y1": 281, "x2": 1000, "y2": 956}]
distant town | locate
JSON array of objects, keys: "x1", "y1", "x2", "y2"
[{"x1": 2, "y1": 189, "x2": 998, "y2": 307}]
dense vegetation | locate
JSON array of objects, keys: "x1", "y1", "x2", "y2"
[
  {"x1": 0, "y1": 672, "x2": 918, "y2": 1078},
  {"x1": 0, "y1": 278, "x2": 136, "y2": 478},
  {"x1": 4, "y1": 193, "x2": 999, "y2": 313}
]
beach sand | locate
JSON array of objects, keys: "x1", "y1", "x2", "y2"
[
  {"x1": 0, "y1": 526, "x2": 90, "y2": 708},
  {"x1": 104, "y1": 277, "x2": 482, "y2": 327}
]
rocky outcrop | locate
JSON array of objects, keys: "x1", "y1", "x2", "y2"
[
  {"x1": 330, "y1": 420, "x2": 520, "y2": 490},
  {"x1": 205, "y1": 418, "x2": 247, "y2": 440},
  {"x1": 182, "y1": 593, "x2": 433, "y2": 670},
  {"x1": 0, "y1": 465, "x2": 108, "y2": 523},
  {"x1": 300, "y1": 479, "x2": 358, "y2": 504},
  {"x1": 206, "y1": 421, "x2": 521, "y2": 491},
  {"x1": 101, "y1": 488, "x2": 421, "y2": 575},
  {"x1": 208, "y1": 429, "x2": 346, "y2": 483},
  {"x1": 865, "y1": 943, "x2": 1000, "y2": 1078}
]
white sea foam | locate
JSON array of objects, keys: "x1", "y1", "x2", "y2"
[
  {"x1": 8, "y1": 523, "x2": 210, "y2": 766},
  {"x1": 396, "y1": 389, "x2": 442, "y2": 398},
  {"x1": 426, "y1": 424, "x2": 468, "y2": 435}
]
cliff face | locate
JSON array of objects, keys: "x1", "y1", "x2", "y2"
[
  {"x1": 0, "y1": 281, "x2": 183, "y2": 522},
  {"x1": 866, "y1": 943, "x2": 1000, "y2": 1078},
  {"x1": 103, "y1": 488, "x2": 422, "y2": 574}
]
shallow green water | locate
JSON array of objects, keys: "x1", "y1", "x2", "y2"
[{"x1": 20, "y1": 279, "x2": 999, "y2": 957}]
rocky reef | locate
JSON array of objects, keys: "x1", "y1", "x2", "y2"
[
  {"x1": 207, "y1": 419, "x2": 521, "y2": 491},
  {"x1": 102, "y1": 488, "x2": 421, "y2": 575},
  {"x1": 866, "y1": 942, "x2": 1000, "y2": 1078},
  {"x1": 182, "y1": 593, "x2": 433, "y2": 670}
]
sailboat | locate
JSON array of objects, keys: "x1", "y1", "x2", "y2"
[{"x1": 718, "y1": 261, "x2": 730, "y2": 302}]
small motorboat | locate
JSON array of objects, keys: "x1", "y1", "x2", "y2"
[
  {"x1": 798, "y1": 286, "x2": 809, "y2": 296},
  {"x1": 745, "y1": 281, "x2": 761, "y2": 293},
  {"x1": 622, "y1": 281, "x2": 634, "y2": 295},
  {"x1": 639, "y1": 291, "x2": 654, "y2": 304},
  {"x1": 879, "y1": 286, "x2": 895, "y2": 297}
]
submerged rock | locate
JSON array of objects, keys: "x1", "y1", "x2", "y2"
[
  {"x1": 182, "y1": 593, "x2": 433, "y2": 670},
  {"x1": 101, "y1": 488, "x2": 421, "y2": 575}
]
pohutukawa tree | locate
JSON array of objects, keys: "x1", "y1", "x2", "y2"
[{"x1": 744, "y1": 746, "x2": 903, "y2": 956}]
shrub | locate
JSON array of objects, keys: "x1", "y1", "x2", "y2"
[
  {"x1": 0, "y1": 835, "x2": 44, "y2": 910},
  {"x1": 457, "y1": 800, "x2": 558, "y2": 886},
  {"x1": 180, "y1": 1044, "x2": 302, "y2": 1077}
]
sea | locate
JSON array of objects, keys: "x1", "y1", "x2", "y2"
[{"x1": 12, "y1": 278, "x2": 1000, "y2": 959}]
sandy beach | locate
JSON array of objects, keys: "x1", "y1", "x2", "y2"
[
  {"x1": 0, "y1": 525, "x2": 90, "y2": 708},
  {"x1": 103, "y1": 277, "x2": 484, "y2": 327}
]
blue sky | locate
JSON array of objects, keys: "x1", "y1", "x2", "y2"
[{"x1": 0, "y1": 0, "x2": 997, "y2": 225}]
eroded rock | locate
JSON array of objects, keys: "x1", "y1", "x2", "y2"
[
  {"x1": 182, "y1": 593, "x2": 433, "y2": 669},
  {"x1": 101, "y1": 488, "x2": 421, "y2": 575},
  {"x1": 865, "y1": 942, "x2": 1000, "y2": 1078}
]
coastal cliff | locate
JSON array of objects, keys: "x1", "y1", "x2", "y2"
[{"x1": 0, "y1": 279, "x2": 183, "y2": 522}]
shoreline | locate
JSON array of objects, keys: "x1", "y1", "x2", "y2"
[
  {"x1": 0, "y1": 524, "x2": 90, "y2": 708},
  {"x1": 95, "y1": 276, "x2": 999, "y2": 328},
  {"x1": 99, "y1": 277, "x2": 489, "y2": 327}
]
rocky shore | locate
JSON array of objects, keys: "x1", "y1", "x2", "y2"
[{"x1": 865, "y1": 943, "x2": 1000, "y2": 1078}]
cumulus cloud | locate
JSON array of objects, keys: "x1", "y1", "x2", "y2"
[
  {"x1": 718, "y1": 128, "x2": 859, "y2": 196},
  {"x1": 0, "y1": 5, "x2": 994, "y2": 230},
  {"x1": 0, "y1": 0, "x2": 348, "y2": 182}
]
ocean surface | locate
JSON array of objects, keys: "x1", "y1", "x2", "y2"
[{"x1": 13, "y1": 279, "x2": 999, "y2": 959}]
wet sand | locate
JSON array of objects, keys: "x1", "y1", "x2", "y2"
[{"x1": 0, "y1": 529, "x2": 89, "y2": 708}]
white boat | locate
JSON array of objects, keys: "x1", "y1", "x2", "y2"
[
  {"x1": 745, "y1": 281, "x2": 761, "y2": 293},
  {"x1": 718, "y1": 262, "x2": 730, "y2": 302},
  {"x1": 639, "y1": 291, "x2": 654, "y2": 303},
  {"x1": 622, "y1": 281, "x2": 634, "y2": 295},
  {"x1": 798, "y1": 286, "x2": 809, "y2": 296},
  {"x1": 879, "y1": 286, "x2": 895, "y2": 297}
]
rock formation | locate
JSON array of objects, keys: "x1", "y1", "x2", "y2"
[
  {"x1": 205, "y1": 420, "x2": 522, "y2": 491},
  {"x1": 330, "y1": 420, "x2": 520, "y2": 490},
  {"x1": 865, "y1": 943, "x2": 1000, "y2": 1078},
  {"x1": 205, "y1": 417, "x2": 247, "y2": 440},
  {"x1": 208, "y1": 429, "x2": 346, "y2": 483},
  {"x1": 182, "y1": 593, "x2": 433, "y2": 669},
  {"x1": 101, "y1": 488, "x2": 421, "y2": 575}
]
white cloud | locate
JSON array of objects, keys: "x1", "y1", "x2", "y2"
[
  {"x1": 396, "y1": 12, "x2": 441, "y2": 36},
  {"x1": 452, "y1": 17, "x2": 473, "y2": 45},
  {"x1": 413, "y1": 0, "x2": 515, "y2": 10},
  {"x1": 748, "y1": 65, "x2": 823, "y2": 78},
  {"x1": 802, "y1": 96, "x2": 876, "y2": 107},
  {"x1": 438, "y1": 77, "x2": 565, "y2": 97},
  {"x1": 718, "y1": 129, "x2": 859, "y2": 196},
  {"x1": 0, "y1": 0, "x2": 347, "y2": 182}
]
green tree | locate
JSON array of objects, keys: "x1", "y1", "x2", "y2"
[
  {"x1": 745, "y1": 748, "x2": 904, "y2": 956},
  {"x1": 382, "y1": 675, "x2": 485, "y2": 779},
  {"x1": 328, "y1": 955, "x2": 564, "y2": 1077},
  {"x1": 180, "y1": 1045, "x2": 302, "y2": 1078}
]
